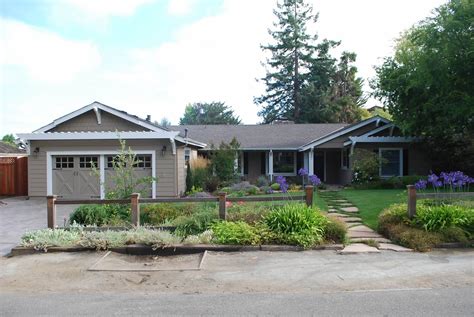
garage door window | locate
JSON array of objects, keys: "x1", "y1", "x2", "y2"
[
  {"x1": 55, "y1": 156, "x2": 74, "y2": 169},
  {"x1": 134, "y1": 155, "x2": 152, "y2": 168},
  {"x1": 79, "y1": 156, "x2": 98, "y2": 168}
]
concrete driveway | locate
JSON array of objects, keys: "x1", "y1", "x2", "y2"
[{"x1": 0, "y1": 197, "x2": 76, "y2": 255}]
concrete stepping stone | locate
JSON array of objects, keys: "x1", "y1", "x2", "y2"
[
  {"x1": 327, "y1": 213, "x2": 349, "y2": 218},
  {"x1": 341, "y1": 217, "x2": 362, "y2": 222},
  {"x1": 339, "y1": 243, "x2": 380, "y2": 254},
  {"x1": 339, "y1": 203, "x2": 353, "y2": 207},
  {"x1": 351, "y1": 237, "x2": 392, "y2": 243},
  {"x1": 349, "y1": 225, "x2": 373, "y2": 232},
  {"x1": 330, "y1": 199, "x2": 348, "y2": 203},
  {"x1": 340, "y1": 207, "x2": 359, "y2": 213},
  {"x1": 347, "y1": 223, "x2": 363, "y2": 228},
  {"x1": 347, "y1": 231, "x2": 383, "y2": 239},
  {"x1": 378, "y1": 243, "x2": 413, "y2": 252},
  {"x1": 328, "y1": 209, "x2": 338, "y2": 212}
]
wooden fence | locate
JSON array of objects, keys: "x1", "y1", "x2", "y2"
[
  {"x1": 406, "y1": 185, "x2": 474, "y2": 218},
  {"x1": 47, "y1": 185, "x2": 315, "y2": 229},
  {"x1": 0, "y1": 157, "x2": 28, "y2": 196}
]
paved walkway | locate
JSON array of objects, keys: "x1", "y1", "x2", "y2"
[{"x1": 319, "y1": 190, "x2": 412, "y2": 253}]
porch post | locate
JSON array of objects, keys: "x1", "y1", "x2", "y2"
[
  {"x1": 268, "y1": 150, "x2": 273, "y2": 181},
  {"x1": 308, "y1": 148, "x2": 314, "y2": 176}
]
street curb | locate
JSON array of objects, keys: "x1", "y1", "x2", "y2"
[{"x1": 9, "y1": 243, "x2": 344, "y2": 256}]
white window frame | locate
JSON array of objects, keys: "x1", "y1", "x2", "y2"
[
  {"x1": 379, "y1": 148, "x2": 403, "y2": 178},
  {"x1": 272, "y1": 151, "x2": 297, "y2": 176},
  {"x1": 341, "y1": 148, "x2": 350, "y2": 170},
  {"x1": 47, "y1": 150, "x2": 156, "y2": 199},
  {"x1": 184, "y1": 147, "x2": 191, "y2": 165}
]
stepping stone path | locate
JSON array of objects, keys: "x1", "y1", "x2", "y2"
[{"x1": 318, "y1": 190, "x2": 413, "y2": 253}]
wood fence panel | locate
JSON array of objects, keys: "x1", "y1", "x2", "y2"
[
  {"x1": 0, "y1": 158, "x2": 16, "y2": 195},
  {"x1": 15, "y1": 157, "x2": 28, "y2": 196}
]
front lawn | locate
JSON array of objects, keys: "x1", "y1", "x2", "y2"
[{"x1": 337, "y1": 189, "x2": 406, "y2": 229}]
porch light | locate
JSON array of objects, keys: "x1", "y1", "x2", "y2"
[{"x1": 161, "y1": 145, "x2": 167, "y2": 156}]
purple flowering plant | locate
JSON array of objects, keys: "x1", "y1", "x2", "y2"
[
  {"x1": 309, "y1": 174, "x2": 321, "y2": 186},
  {"x1": 275, "y1": 175, "x2": 289, "y2": 193},
  {"x1": 414, "y1": 171, "x2": 472, "y2": 192},
  {"x1": 298, "y1": 168, "x2": 308, "y2": 187}
]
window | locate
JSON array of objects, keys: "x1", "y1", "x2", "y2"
[
  {"x1": 273, "y1": 151, "x2": 296, "y2": 175},
  {"x1": 379, "y1": 148, "x2": 403, "y2": 177},
  {"x1": 79, "y1": 156, "x2": 98, "y2": 168},
  {"x1": 106, "y1": 156, "x2": 116, "y2": 169},
  {"x1": 184, "y1": 148, "x2": 191, "y2": 164},
  {"x1": 134, "y1": 155, "x2": 152, "y2": 168},
  {"x1": 341, "y1": 148, "x2": 350, "y2": 169},
  {"x1": 55, "y1": 156, "x2": 74, "y2": 169}
]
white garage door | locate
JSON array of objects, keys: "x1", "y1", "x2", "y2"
[{"x1": 52, "y1": 156, "x2": 100, "y2": 199}]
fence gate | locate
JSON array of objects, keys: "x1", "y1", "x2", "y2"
[{"x1": 0, "y1": 157, "x2": 28, "y2": 196}]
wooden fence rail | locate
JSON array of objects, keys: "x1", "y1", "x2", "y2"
[
  {"x1": 47, "y1": 186, "x2": 315, "y2": 229},
  {"x1": 406, "y1": 185, "x2": 474, "y2": 219}
]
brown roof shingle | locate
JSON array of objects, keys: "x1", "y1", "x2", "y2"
[
  {"x1": 170, "y1": 124, "x2": 348, "y2": 149},
  {"x1": 0, "y1": 141, "x2": 25, "y2": 154}
]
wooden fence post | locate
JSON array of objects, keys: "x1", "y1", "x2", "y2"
[
  {"x1": 407, "y1": 185, "x2": 417, "y2": 219},
  {"x1": 47, "y1": 195, "x2": 57, "y2": 229},
  {"x1": 218, "y1": 192, "x2": 227, "y2": 220},
  {"x1": 131, "y1": 193, "x2": 141, "y2": 227},
  {"x1": 305, "y1": 185, "x2": 314, "y2": 207}
]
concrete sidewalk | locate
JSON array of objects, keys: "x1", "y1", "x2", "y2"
[{"x1": 0, "y1": 197, "x2": 75, "y2": 255}]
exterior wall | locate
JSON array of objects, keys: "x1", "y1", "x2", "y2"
[
  {"x1": 49, "y1": 110, "x2": 151, "y2": 132},
  {"x1": 28, "y1": 139, "x2": 178, "y2": 197},
  {"x1": 176, "y1": 146, "x2": 186, "y2": 196},
  {"x1": 355, "y1": 143, "x2": 432, "y2": 176},
  {"x1": 325, "y1": 150, "x2": 342, "y2": 184},
  {"x1": 247, "y1": 151, "x2": 263, "y2": 181}
]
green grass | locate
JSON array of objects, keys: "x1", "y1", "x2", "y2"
[
  {"x1": 337, "y1": 189, "x2": 406, "y2": 230},
  {"x1": 255, "y1": 191, "x2": 328, "y2": 211}
]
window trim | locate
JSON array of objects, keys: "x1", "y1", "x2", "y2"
[
  {"x1": 273, "y1": 151, "x2": 297, "y2": 176},
  {"x1": 379, "y1": 148, "x2": 403, "y2": 178},
  {"x1": 341, "y1": 148, "x2": 350, "y2": 170}
]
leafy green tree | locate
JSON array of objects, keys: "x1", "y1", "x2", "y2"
[
  {"x1": 208, "y1": 137, "x2": 240, "y2": 184},
  {"x1": 2, "y1": 134, "x2": 16, "y2": 145},
  {"x1": 179, "y1": 102, "x2": 241, "y2": 125},
  {"x1": 372, "y1": 0, "x2": 474, "y2": 172},
  {"x1": 255, "y1": 0, "x2": 321, "y2": 123}
]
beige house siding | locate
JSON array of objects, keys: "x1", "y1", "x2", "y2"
[
  {"x1": 176, "y1": 146, "x2": 187, "y2": 196},
  {"x1": 28, "y1": 139, "x2": 178, "y2": 197},
  {"x1": 49, "y1": 110, "x2": 151, "y2": 132}
]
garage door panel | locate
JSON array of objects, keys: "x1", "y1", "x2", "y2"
[{"x1": 52, "y1": 156, "x2": 100, "y2": 199}]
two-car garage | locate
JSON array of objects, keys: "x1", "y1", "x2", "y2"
[{"x1": 52, "y1": 155, "x2": 152, "y2": 199}]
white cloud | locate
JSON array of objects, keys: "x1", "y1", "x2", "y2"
[
  {"x1": 0, "y1": 18, "x2": 101, "y2": 82},
  {"x1": 167, "y1": 0, "x2": 198, "y2": 16},
  {"x1": 60, "y1": 0, "x2": 155, "y2": 18}
]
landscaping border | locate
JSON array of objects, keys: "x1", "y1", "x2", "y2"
[{"x1": 9, "y1": 243, "x2": 344, "y2": 257}]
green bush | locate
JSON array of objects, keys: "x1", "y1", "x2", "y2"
[
  {"x1": 173, "y1": 208, "x2": 218, "y2": 237},
  {"x1": 264, "y1": 204, "x2": 328, "y2": 248},
  {"x1": 414, "y1": 203, "x2": 473, "y2": 232},
  {"x1": 378, "y1": 203, "x2": 409, "y2": 235},
  {"x1": 351, "y1": 149, "x2": 382, "y2": 184},
  {"x1": 140, "y1": 203, "x2": 195, "y2": 225},
  {"x1": 270, "y1": 183, "x2": 280, "y2": 191},
  {"x1": 324, "y1": 216, "x2": 347, "y2": 243},
  {"x1": 256, "y1": 176, "x2": 269, "y2": 188},
  {"x1": 212, "y1": 221, "x2": 260, "y2": 245},
  {"x1": 21, "y1": 228, "x2": 82, "y2": 251},
  {"x1": 192, "y1": 167, "x2": 209, "y2": 190},
  {"x1": 439, "y1": 226, "x2": 469, "y2": 243},
  {"x1": 388, "y1": 224, "x2": 442, "y2": 252},
  {"x1": 353, "y1": 175, "x2": 426, "y2": 189},
  {"x1": 69, "y1": 205, "x2": 111, "y2": 226},
  {"x1": 226, "y1": 203, "x2": 270, "y2": 224}
]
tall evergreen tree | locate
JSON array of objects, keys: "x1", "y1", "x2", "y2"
[{"x1": 255, "y1": 0, "x2": 320, "y2": 123}]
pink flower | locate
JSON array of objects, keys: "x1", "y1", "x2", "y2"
[
  {"x1": 226, "y1": 201, "x2": 232, "y2": 208},
  {"x1": 237, "y1": 201, "x2": 245, "y2": 205}
]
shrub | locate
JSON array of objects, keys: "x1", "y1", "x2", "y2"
[
  {"x1": 264, "y1": 204, "x2": 328, "y2": 248},
  {"x1": 378, "y1": 204, "x2": 409, "y2": 235},
  {"x1": 324, "y1": 216, "x2": 347, "y2": 243},
  {"x1": 208, "y1": 138, "x2": 240, "y2": 184},
  {"x1": 192, "y1": 167, "x2": 210, "y2": 190},
  {"x1": 185, "y1": 163, "x2": 193, "y2": 193},
  {"x1": 21, "y1": 228, "x2": 81, "y2": 251},
  {"x1": 141, "y1": 203, "x2": 195, "y2": 225},
  {"x1": 182, "y1": 230, "x2": 214, "y2": 244},
  {"x1": 270, "y1": 183, "x2": 280, "y2": 191},
  {"x1": 211, "y1": 221, "x2": 260, "y2": 245},
  {"x1": 69, "y1": 205, "x2": 112, "y2": 226},
  {"x1": 414, "y1": 203, "x2": 473, "y2": 232},
  {"x1": 173, "y1": 208, "x2": 218, "y2": 237},
  {"x1": 351, "y1": 149, "x2": 382, "y2": 184},
  {"x1": 226, "y1": 204, "x2": 270, "y2": 224},
  {"x1": 388, "y1": 224, "x2": 442, "y2": 252},
  {"x1": 439, "y1": 226, "x2": 469, "y2": 243},
  {"x1": 204, "y1": 176, "x2": 220, "y2": 192},
  {"x1": 256, "y1": 176, "x2": 269, "y2": 188}
]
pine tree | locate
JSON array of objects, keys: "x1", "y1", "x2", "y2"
[{"x1": 255, "y1": 0, "x2": 320, "y2": 123}]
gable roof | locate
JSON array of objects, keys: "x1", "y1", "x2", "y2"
[
  {"x1": 298, "y1": 116, "x2": 391, "y2": 151},
  {"x1": 170, "y1": 123, "x2": 348, "y2": 150},
  {"x1": 34, "y1": 101, "x2": 168, "y2": 133},
  {"x1": 0, "y1": 141, "x2": 25, "y2": 154}
]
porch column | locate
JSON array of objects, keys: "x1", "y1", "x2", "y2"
[
  {"x1": 308, "y1": 148, "x2": 314, "y2": 176},
  {"x1": 268, "y1": 150, "x2": 273, "y2": 181},
  {"x1": 99, "y1": 154, "x2": 105, "y2": 199}
]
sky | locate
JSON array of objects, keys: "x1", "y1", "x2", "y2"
[{"x1": 0, "y1": 0, "x2": 447, "y2": 136}]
